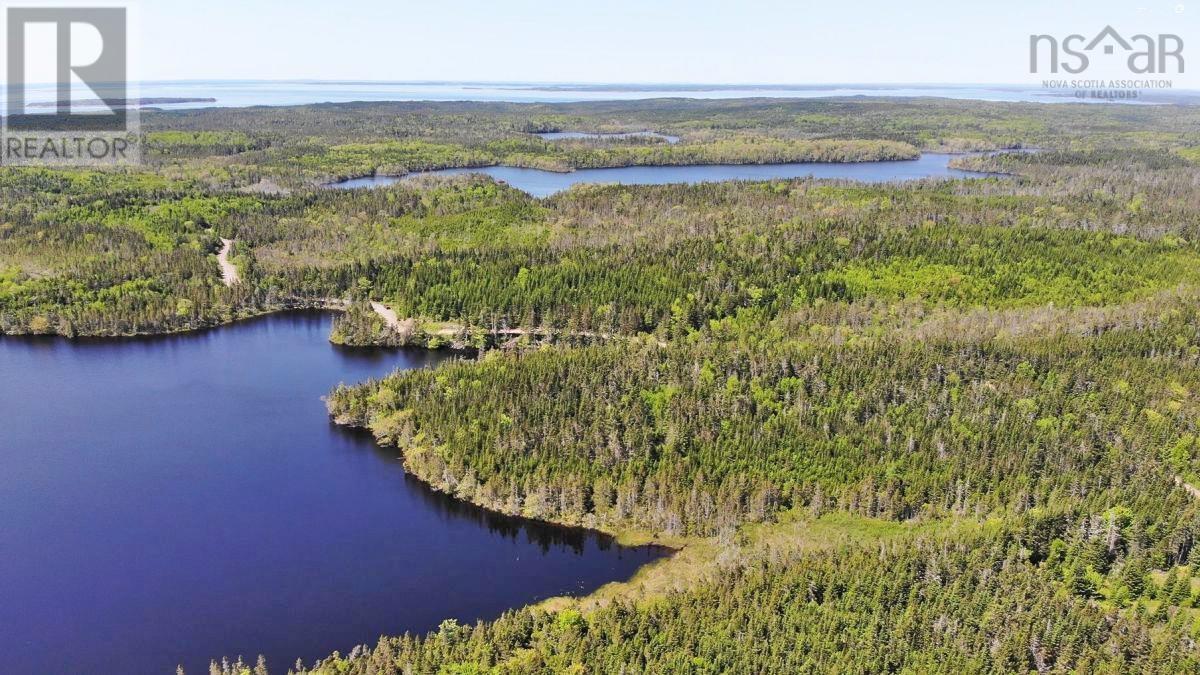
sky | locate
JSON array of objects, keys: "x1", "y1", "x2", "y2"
[{"x1": 10, "y1": 0, "x2": 1200, "y2": 86}]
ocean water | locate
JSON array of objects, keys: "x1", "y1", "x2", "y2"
[{"x1": 7, "y1": 80, "x2": 1195, "y2": 112}]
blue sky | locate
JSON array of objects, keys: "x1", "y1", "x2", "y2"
[{"x1": 75, "y1": 0, "x2": 1200, "y2": 86}]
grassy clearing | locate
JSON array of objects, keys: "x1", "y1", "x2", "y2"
[{"x1": 539, "y1": 510, "x2": 986, "y2": 613}]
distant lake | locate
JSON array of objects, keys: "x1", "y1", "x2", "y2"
[
  {"x1": 7, "y1": 81, "x2": 1189, "y2": 112},
  {"x1": 0, "y1": 312, "x2": 666, "y2": 675},
  {"x1": 536, "y1": 131, "x2": 680, "y2": 143},
  {"x1": 328, "y1": 153, "x2": 993, "y2": 198}
]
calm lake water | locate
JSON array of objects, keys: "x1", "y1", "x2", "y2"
[
  {"x1": 329, "y1": 153, "x2": 989, "y2": 197},
  {"x1": 0, "y1": 312, "x2": 666, "y2": 675}
]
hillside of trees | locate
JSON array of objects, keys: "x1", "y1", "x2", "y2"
[
  {"x1": 328, "y1": 307, "x2": 1200, "y2": 533},
  {"x1": 7, "y1": 157, "x2": 1200, "y2": 339}
]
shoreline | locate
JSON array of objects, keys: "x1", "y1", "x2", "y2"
[
  {"x1": 326, "y1": 153, "x2": 929, "y2": 187},
  {"x1": 0, "y1": 302, "x2": 349, "y2": 342},
  {"x1": 330, "y1": 413, "x2": 686, "y2": 555},
  {"x1": 323, "y1": 148, "x2": 1015, "y2": 193},
  {"x1": 0, "y1": 300, "x2": 637, "y2": 347}
]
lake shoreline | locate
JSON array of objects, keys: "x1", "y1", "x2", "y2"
[
  {"x1": 0, "y1": 299, "x2": 347, "y2": 341},
  {"x1": 330, "y1": 403, "x2": 688, "y2": 551},
  {"x1": 321, "y1": 151, "x2": 928, "y2": 186},
  {"x1": 326, "y1": 150, "x2": 1007, "y2": 196}
]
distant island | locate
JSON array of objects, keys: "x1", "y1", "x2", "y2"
[{"x1": 28, "y1": 97, "x2": 217, "y2": 108}]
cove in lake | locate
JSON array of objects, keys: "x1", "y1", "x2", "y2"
[
  {"x1": 328, "y1": 153, "x2": 992, "y2": 198},
  {"x1": 0, "y1": 312, "x2": 667, "y2": 675}
]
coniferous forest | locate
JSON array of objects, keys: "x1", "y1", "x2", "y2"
[{"x1": 5, "y1": 98, "x2": 1200, "y2": 673}]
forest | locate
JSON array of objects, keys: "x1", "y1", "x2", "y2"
[{"x1": 3, "y1": 98, "x2": 1200, "y2": 673}]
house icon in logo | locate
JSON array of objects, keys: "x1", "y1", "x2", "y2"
[
  {"x1": 1085, "y1": 26, "x2": 1133, "y2": 55},
  {"x1": 1030, "y1": 26, "x2": 1184, "y2": 75}
]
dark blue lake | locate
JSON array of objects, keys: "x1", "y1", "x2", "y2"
[
  {"x1": 0, "y1": 312, "x2": 665, "y2": 675},
  {"x1": 329, "y1": 153, "x2": 990, "y2": 197}
]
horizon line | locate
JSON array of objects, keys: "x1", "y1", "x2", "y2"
[{"x1": 8, "y1": 79, "x2": 1077, "y2": 88}]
